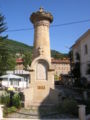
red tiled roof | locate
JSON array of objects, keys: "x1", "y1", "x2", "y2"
[
  {"x1": 16, "y1": 58, "x2": 70, "y2": 64},
  {"x1": 16, "y1": 58, "x2": 23, "y2": 63},
  {"x1": 51, "y1": 58, "x2": 70, "y2": 64}
]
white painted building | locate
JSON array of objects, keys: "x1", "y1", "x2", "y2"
[
  {"x1": 71, "y1": 29, "x2": 90, "y2": 83},
  {"x1": 0, "y1": 74, "x2": 27, "y2": 89},
  {"x1": 0, "y1": 70, "x2": 30, "y2": 89}
]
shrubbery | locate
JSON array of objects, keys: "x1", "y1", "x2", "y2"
[
  {"x1": 0, "y1": 92, "x2": 21, "y2": 108},
  {"x1": 12, "y1": 93, "x2": 21, "y2": 108},
  {"x1": 0, "y1": 92, "x2": 22, "y2": 117},
  {"x1": 3, "y1": 106, "x2": 17, "y2": 117},
  {"x1": 0, "y1": 93, "x2": 10, "y2": 107},
  {"x1": 58, "y1": 98, "x2": 78, "y2": 116},
  {"x1": 85, "y1": 99, "x2": 90, "y2": 114}
]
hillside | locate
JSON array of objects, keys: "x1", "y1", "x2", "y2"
[
  {"x1": 4, "y1": 39, "x2": 33, "y2": 54},
  {"x1": 3, "y1": 39, "x2": 68, "y2": 58}
]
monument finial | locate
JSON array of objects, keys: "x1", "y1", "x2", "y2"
[{"x1": 39, "y1": 6, "x2": 44, "y2": 12}]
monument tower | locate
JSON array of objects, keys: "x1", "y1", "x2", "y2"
[{"x1": 24, "y1": 8, "x2": 59, "y2": 108}]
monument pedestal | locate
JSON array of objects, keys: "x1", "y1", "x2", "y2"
[{"x1": 24, "y1": 67, "x2": 59, "y2": 108}]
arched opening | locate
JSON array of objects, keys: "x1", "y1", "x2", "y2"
[{"x1": 36, "y1": 60, "x2": 49, "y2": 80}]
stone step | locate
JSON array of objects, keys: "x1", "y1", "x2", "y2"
[{"x1": 16, "y1": 104, "x2": 59, "y2": 117}]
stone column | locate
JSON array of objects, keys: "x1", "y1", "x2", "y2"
[
  {"x1": 30, "y1": 7, "x2": 53, "y2": 63},
  {"x1": 0, "y1": 105, "x2": 4, "y2": 119},
  {"x1": 33, "y1": 20, "x2": 51, "y2": 61},
  {"x1": 78, "y1": 105, "x2": 86, "y2": 120}
]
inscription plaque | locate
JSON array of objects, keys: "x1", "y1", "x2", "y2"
[
  {"x1": 36, "y1": 60, "x2": 48, "y2": 80},
  {"x1": 37, "y1": 86, "x2": 45, "y2": 89}
]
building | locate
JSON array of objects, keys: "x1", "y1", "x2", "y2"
[
  {"x1": 1, "y1": 74, "x2": 26, "y2": 89},
  {"x1": 51, "y1": 58, "x2": 70, "y2": 78},
  {"x1": 71, "y1": 29, "x2": 90, "y2": 83},
  {"x1": 16, "y1": 58, "x2": 70, "y2": 78},
  {"x1": 5, "y1": 58, "x2": 30, "y2": 89},
  {"x1": 16, "y1": 58, "x2": 24, "y2": 70}
]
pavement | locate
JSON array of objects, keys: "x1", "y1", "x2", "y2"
[{"x1": 3, "y1": 118, "x2": 79, "y2": 120}]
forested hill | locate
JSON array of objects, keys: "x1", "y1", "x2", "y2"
[
  {"x1": 3, "y1": 39, "x2": 68, "y2": 58},
  {"x1": 4, "y1": 39, "x2": 33, "y2": 54}
]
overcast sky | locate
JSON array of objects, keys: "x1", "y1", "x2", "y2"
[{"x1": 0, "y1": 0, "x2": 90, "y2": 53}]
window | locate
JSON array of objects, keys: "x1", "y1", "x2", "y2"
[{"x1": 84, "y1": 44, "x2": 88, "y2": 55}]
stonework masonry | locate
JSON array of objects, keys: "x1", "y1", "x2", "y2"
[{"x1": 23, "y1": 8, "x2": 59, "y2": 108}]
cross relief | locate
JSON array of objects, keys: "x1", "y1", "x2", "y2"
[{"x1": 38, "y1": 47, "x2": 44, "y2": 56}]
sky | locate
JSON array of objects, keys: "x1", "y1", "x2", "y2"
[{"x1": 0, "y1": 0, "x2": 90, "y2": 53}]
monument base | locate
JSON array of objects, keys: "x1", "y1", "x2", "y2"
[{"x1": 23, "y1": 86, "x2": 59, "y2": 109}]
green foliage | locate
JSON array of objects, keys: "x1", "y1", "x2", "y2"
[
  {"x1": 0, "y1": 93, "x2": 10, "y2": 107},
  {"x1": 0, "y1": 13, "x2": 8, "y2": 75},
  {"x1": 3, "y1": 106, "x2": 17, "y2": 117},
  {"x1": 72, "y1": 62, "x2": 81, "y2": 78},
  {"x1": 58, "y1": 98, "x2": 78, "y2": 116},
  {"x1": 0, "y1": 92, "x2": 21, "y2": 108},
  {"x1": 51, "y1": 50, "x2": 68, "y2": 59},
  {"x1": 0, "y1": 13, "x2": 16, "y2": 75},
  {"x1": 72, "y1": 62, "x2": 81, "y2": 87},
  {"x1": 7, "y1": 54, "x2": 16, "y2": 70},
  {"x1": 6, "y1": 106, "x2": 17, "y2": 113},
  {"x1": 85, "y1": 99, "x2": 90, "y2": 114},
  {"x1": 1, "y1": 39, "x2": 68, "y2": 59},
  {"x1": 22, "y1": 52, "x2": 32, "y2": 70},
  {"x1": 0, "y1": 13, "x2": 7, "y2": 34},
  {"x1": 0, "y1": 39, "x2": 16, "y2": 75},
  {"x1": 69, "y1": 50, "x2": 73, "y2": 61},
  {"x1": 86, "y1": 64, "x2": 90, "y2": 75},
  {"x1": 75, "y1": 52, "x2": 80, "y2": 61},
  {"x1": 12, "y1": 93, "x2": 21, "y2": 108},
  {"x1": 69, "y1": 52, "x2": 81, "y2": 87},
  {"x1": 54, "y1": 74, "x2": 59, "y2": 81},
  {"x1": 72, "y1": 52, "x2": 81, "y2": 79},
  {"x1": 4, "y1": 39, "x2": 33, "y2": 55}
]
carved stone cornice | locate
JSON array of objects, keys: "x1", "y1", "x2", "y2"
[
  {"x1": 34, "y1": 20, "x2": 50, "y2": 27},
  {"x1": 30, "y1": 8, "x2": 53, "y2": 24}
]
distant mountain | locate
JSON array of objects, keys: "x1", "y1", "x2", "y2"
[{"x1": 3, "y1": 39, "x2": 68, "y2": 58}]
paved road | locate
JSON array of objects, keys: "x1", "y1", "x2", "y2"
[{"x1": 55, "y1": 85, "x2": 82, "y2": 100}]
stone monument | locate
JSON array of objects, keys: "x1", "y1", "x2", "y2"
[{"x1": 24, "y1": 7, "x2": 59, "y2": 108}]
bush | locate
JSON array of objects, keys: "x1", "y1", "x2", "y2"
[
  {"x1": 85, "y1": 99, "x2": 90, "y2": 114},
  {"x1": 0, "y1": 93, "x2": 10, "y2": 107},
  {"x1": 3, "y1": 106, "x2": 17, "y2": 117},
  {"x1": 12, "y1": 93, "x2": 21, "y2": 108},
  {"x1": 7, "y1": 106, "x2": 17, "y2": 113},
  {"x1": 58, "y1": 98, "x2": 78, "y2": 116}
]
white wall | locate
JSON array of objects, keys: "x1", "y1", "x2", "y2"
[
  {"x1": 80, "y1": 34, "x2": 90, "y2": 79},
  {"x1": 2, "y1": 79, "x2": 27, "y2": 88},
  {"x1": 72, "y1": 33, "x2": 90, "y2": 82}
]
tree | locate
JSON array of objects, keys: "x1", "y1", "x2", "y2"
[
  {"x1": 0, "y1": 13, "x2": 16, "y2": 75},
  {"x1": 72, "y1": 52, "x2": 81, "y2": 86},
  {"x1": 0, "y1": 13, "x2": 7, "y2": 35},
  {"x1": 22, "y1": 52, "x2": 32, "y2": 70},
  {"x1": 87, "y1": 64, "x2": 90, "y2": 75},
  {"x1": 69, "y1": 51, "x2": 81, "y2": 86},
  {"x1": 69, "y1": 50, "x2": 73, "y2": 75}
]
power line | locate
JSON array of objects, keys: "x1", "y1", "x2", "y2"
[
  {"x1": 5, "y1": 27, "x2": 33, "y2": 32},
  {"x1": 5, "y1": 19, "x2": 90, "y2": 33},
  {"x1": 51, "y1": 19, "x2": 90, "y2": 27}
]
